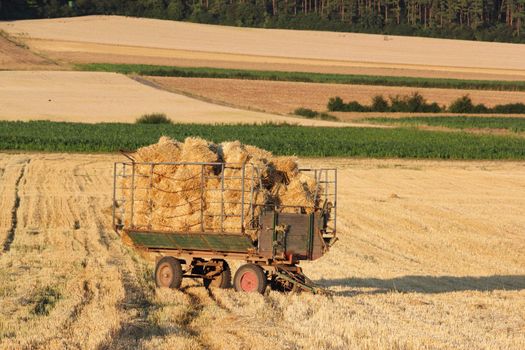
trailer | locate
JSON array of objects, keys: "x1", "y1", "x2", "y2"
[{"x1": 112, "y1": 158, "x2": 337, "y2": 294}]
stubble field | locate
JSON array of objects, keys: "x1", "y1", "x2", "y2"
[
  {"x1": 145, "y1": 76, "x2": 525, "y2": 115},
  {"x1": 0, "y1": 71, "x2": 339, "y2": 126},
  {"x1": 0, "y1": 153, "x2": 524, "y2": 349},
  {"x1": 3, "y1": 15, "x2": 525, "y2": 81}
]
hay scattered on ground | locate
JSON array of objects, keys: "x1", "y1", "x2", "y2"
[{"x1": 118, "y1": 137, "x2": 321, "y2": 233}]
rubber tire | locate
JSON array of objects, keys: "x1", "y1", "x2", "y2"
[
  {"x1": 233, "y1": 264, "x2": 267, "y2": 294},
  {"x1": 203, "y1": 260, "x2": 231, "y2": 289},
  {"x1": 155, "y1": 257, "x2": 183, "y2": 289}
]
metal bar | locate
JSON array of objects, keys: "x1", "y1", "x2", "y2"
[
  {"x1": 272, "y1": 212, "x2": 278, "y2": 258},
  {"x1": 220, "y1": 163, "x2": 225, "y2": 233},
  {"x1": 324, "y1": 169, "x2": 328, "y2": 201},
  {"x1": 200, "y1": 165, "x2": 205, "y2": 232},
  {"x1": 112, "y1": 163, "x2": 117, "y2": 231},
  {"x1": 241, "y1": 163, "x2": 246, "y2": 232},
  {"x1": 120, "y1": 161, "x2": 245, "y2": 166},
  {"x1": 205, "y1": 214, "x2": 242, "y2": 217},
  {"x1": 120, "y1": 163, "x2": 127, "y2": 230},
  {"x1": 313, "y1": 169, "x2": 320, "y2": 204},
  {"x1": 130, "y1": 163, "x2": 136, "y2": 229},
  {"x1": 249, "y1": 166, "x2": 255, "y2": 228},
  {"x1": 308, "y1": 213, "x2": 315, "y2": 260},
  {"x1": 334, "y1": 169, "x2": 337, "y2": 234},
  {"x1": 148, "y1": 164, "x2": 154, "y2": 230}
]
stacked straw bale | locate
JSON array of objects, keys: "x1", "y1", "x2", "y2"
[{"x1": 119, "y1": 137, "x2": 321, "y2": 234}]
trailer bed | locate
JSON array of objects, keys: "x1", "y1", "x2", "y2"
[{"x1": 127, "y1": 230, "x2": 255, "y2": 253}]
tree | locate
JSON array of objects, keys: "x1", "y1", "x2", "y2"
[{"x1": 167, "y1": 0, "x2": 185, "y2": 20}]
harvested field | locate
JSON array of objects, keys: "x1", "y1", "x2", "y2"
[
  {"x1": 145, "y1": 76, "x2": 525, "y2": 115},
  {"x1": 26, "y1": 43, "x2": 525, "y2": 82},
  {"x1": 0, "y1": 153, "x2": 524, "y2": 349},
  {"x1": 2, "y1": 16, "x2": 525, "y2": 79},
  {"x1": 0, "y1": 34, "x2": 56, "y2": 70},
  {"x1": 0, "y1": 71, "x2": 341, "y2": 126}
]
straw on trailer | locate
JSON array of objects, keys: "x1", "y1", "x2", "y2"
[{"x1": 120, "y1": 137, "x2": 322, "y2": 234}]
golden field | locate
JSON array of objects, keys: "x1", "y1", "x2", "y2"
[
  {"x1": 0, "y1": 153, "x2": 524, "y2": 349},
  {"x1": 2, "y1": 16, "x2": 525, "y2": 127},
  {"x1": 0, "y1": 71, "x2": 340, "y2": 126},
  {"x1": 1, "y1": 15, "x2": 525, "y2": 349},
  {"x1": 145, "y1": 76, "x2": 525, "y2": 115},
  {"x1": 3, "y1": 15, "x2": 525, "y2": 80}
]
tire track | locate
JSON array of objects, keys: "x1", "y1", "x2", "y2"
[
  {"x1": 2, "y1": 159, "x2": 30, "y2": 253},
  {"x1": 101, "y1": 266, "x2": 161, "y2": 350},
  {"x1": 91, "y1": 203, "x2": 163, "y2": 349},
  {"x1": 179, "y1": 285, "x2": 214, "y2": 350},
  {"x1": 182, "y1": 286, "x2": 259, "y2": 349},
  {"x1": 35, "y1": 280, "x2": 96, "y2": 349}
]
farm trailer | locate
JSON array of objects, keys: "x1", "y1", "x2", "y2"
[{"x1": 112, "y1": 159, "x2": 337, "y2": 294}]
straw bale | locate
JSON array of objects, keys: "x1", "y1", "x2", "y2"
[
  {"x1": 277, "y1": 173, "x2": 320, "y2": 214},
  {"x1": 220, "y1": 141, "x2": 249, "y2": 164},
  {"x1": 272, "y1": 156, "x2": 299, "y2": 178},
  {"x1": 118, "y1": 136, "x2": 321, "y2": 234}
]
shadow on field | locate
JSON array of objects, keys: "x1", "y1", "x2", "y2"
[{"x1": 318, "y1": 275, "x2": 525, "y2": 296}]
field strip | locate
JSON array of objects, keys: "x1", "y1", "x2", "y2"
[
  {"x1": 22, "y1": 37, "x2": 525, "y2": 79},
  {"x1": 131, "y1": 75, "x2": 276, "y2": 116},
  {"x1": 134, "y1": 76, "x2": 382, "y2": 128},
  {"x1": 3, "y1": 16, "x2": 525, "y2": 72},
  {"x1": 0, "y1": 70, "x2": 344, "y2": 126},
  {"x1": 142, "y1": 76, "x2": 525, "y2": 116}
]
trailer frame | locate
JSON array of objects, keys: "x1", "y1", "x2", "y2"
[{"x1": 112, "y1": 159, "x2": 337, "y2": 294}]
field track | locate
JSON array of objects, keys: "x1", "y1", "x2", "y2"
[
  {"x1": 2, "y1": 16, "x2": 525, "y2": 80},
  {"x1": 0, "y1": 71, "x2": 341, "y2": 126},
  {"x1": 0, "y1": 153, "x2": 524, "y2": 349}
]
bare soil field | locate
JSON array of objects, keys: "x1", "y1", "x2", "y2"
[
  {"x1": 0, "y1": 153, "x2": 524, "y2": 349},
  {"x1": 0, "y1": 71, "x2": 341, "y2": 126},
  {"x1": 144, "y1": 76, "x2": 525, "y2": 115},
  {"x1": 2, "y1": 16, "x2": 525, "y2": 79}
]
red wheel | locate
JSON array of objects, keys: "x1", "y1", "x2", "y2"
[
  {"x1": 240, "y1": 270, "x2": 258, "y2": 292},
  {"x1": 233, "y1": 264, "x2": 267, "y2": 294},
  {"x1": 155, "y1": 257, "x2": 183, "y2": 289}
]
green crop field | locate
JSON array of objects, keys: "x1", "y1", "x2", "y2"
[
  {"x1": 1, "y1": 121, "x2": 525, "y2": 159},
  {"x1": 365, "y1": 116, "x2": 525, "y2": 132},
  {"x1": 75, "y1": 63, "x2": 525, "y2": 92}
]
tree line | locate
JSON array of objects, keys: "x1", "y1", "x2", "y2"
[
  {"x1": 327, "y1": 93, "x2": 525, "y2": 113},
  {"x1": 1, "y1": 0, "x2": 525, "y2": 43}
]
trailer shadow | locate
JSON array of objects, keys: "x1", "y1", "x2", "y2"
[{"x1": 317, "y1": 275, "x2": 525, "y2": 297}]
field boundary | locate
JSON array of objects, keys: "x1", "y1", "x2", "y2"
[{"x1": 131, "y1": 76, "x2": 281, "y2": 116}]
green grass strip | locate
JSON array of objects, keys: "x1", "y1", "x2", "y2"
[
  {"x1": 365, "y1": 116, "x2": 525, "y2": 132},
  {"x1": 1, "y1": 120, "x2": 525, "y2": 159},
  {"x1": 75, "y1": 63, "x2": 525, "y2": 92}
]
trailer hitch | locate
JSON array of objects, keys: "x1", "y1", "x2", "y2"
[{"x1": 274, "y1": 266, "x2": 332, "y2": 296}]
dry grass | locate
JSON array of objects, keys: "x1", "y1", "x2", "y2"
[
  {"x1": 145, "y1": 76, "x2": 525, "y2": 115},
  {"x1": 0, "y1": 153, "x2": 524, "y2": 349},
  {"x1": 0, "y1": 71, "x2": 341, "y2": 126},
  {"x1": 2, "y1": 16, "x2": 525, "y2": 79}
]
